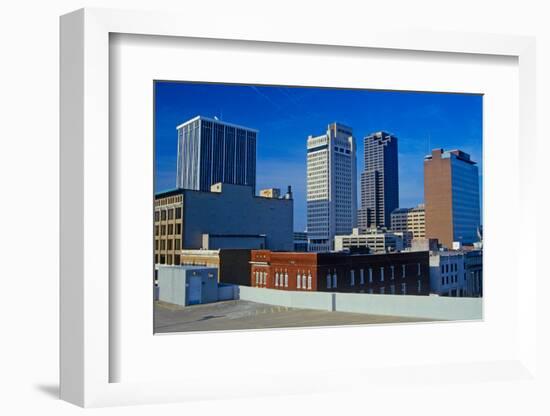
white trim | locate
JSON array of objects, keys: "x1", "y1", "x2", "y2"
[
  {"x1": 60, "y1": 7, "x2": 537, "y2": 408},
  {"x1": 176, "y1": 115, "x2": 260, "y2": 133}
]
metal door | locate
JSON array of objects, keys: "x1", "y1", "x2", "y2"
[{"x1": 187, "y1": 275, "x2": 202, "y2": 305}]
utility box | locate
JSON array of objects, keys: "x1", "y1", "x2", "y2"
[{"x1": 158, "y1": 265, "x2": 219, "y2": 307}]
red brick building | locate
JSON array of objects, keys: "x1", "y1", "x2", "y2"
[{"x1": 250, "y1": 250, "x2": 430, "y2": 295}]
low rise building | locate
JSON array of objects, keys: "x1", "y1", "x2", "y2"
[
  {"x1": 250, "y1": 250, "x2": 430, "y2": 296},
  {"x1": 334, "y1": 228, "x2": 405, "y2": 253},
  {"x1": 429, "y1": 249, "x2": 483, "y2": 297},
  {"x1": 429, "y1": 251, "x2": 466, "y2": 296},
  {"x1": 464, "y1": 249, "x2": 483, "y2": 297},
  {"x1": 180, "y1": 249, "x2": 251, "y2": 286},
  {"x1": 158, "y1": 265, "x2": 219, "y2": 306},
  {"x1": 154, "y1": 183, "x2": 293, "y2": 265}
]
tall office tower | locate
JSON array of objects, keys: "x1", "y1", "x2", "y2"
[
  {"x1": 360, "y1": 131, "x2": 399, "y2": 230},
  {"x1": 176, "y1": 116, "x2": 258, "y2": 193},
  {"x1": 424, "y1": 149, "x2": 481, "y2": 248},
  {"x1": 307, "y1": 122, "x2": 357, "y2": 252}
]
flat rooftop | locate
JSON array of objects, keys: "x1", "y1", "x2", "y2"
[{"x1": 154, "y1": 300, "x2": 432, "y2": 333}]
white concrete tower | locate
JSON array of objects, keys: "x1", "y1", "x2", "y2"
[{"x1": 306, "y1": 122, "x2": 357, "y2": 252}]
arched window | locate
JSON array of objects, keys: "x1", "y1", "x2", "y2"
[
  {"x1": 307, "y1": 272, "x2": 312, "y2": 290},
  {"x1": 360, "y1": 269, "x2": 365, "y2": 285},
  {"x1": 275, "y1": 271, "x2": 279, "y2": 287},
  {"x1": 350, "y1": 270, "x2": 355, "y2": 286},
  {"x1": 297, "y1": 272, "x2": 301, "y2": 289},
  {"x1": 302, "y1": 274, "x2": 307, "y2": 290},
  {"x1": 284, "y1": 270, "x2": 288, "y2": 287},
  {"x1": 332, "y1": 272, "x2": 337, "y2": 289},
  {"x1": 327, "y1": 273, "x2": 332, "y2": 289},
  {"x1": 380, "y1": 267, "x2": 384, "y2": 282}
]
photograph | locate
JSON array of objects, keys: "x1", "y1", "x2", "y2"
[{"x1": 152, "y1": 81, "x2": 483, "y2": 333}]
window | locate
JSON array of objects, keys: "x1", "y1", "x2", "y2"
[
  {"x1": 174, "y1": 239, "x2": 180, "y2": 250},
  {"x1": 160, "y1": 240, "x2": 165, "y2": 250},
  {"x1": 350, "y1": 270, "x2": 355, "y2": 286},
  {"x1": 175, "y1": 223, "x2": 181, "y2": 234},
  {"x1": 297, "y1": 273, "x2": 301, "y2": 289},
  {"x1": 332, "y1": 272, "x2": 337, "y2": 289},
  {"x1": 175, "y1": 207, "x2": 182, "y2": 219},
  {"x1": 402, "y1": 264, "x2": 406, "y2": 278},
  {"x1": 168, "y1": 224, "x2": 173, "y2": 235},
  {"x1": 168, "y1": 209, "x2": 174, "y2": 220},
  {"x1": 167, "y1": 255, "x2": 172, "y2": 264},
  {"x1": 155, "y1": 240, "x2": 159, "y2": 250},
  {"x1": 302, "y1": 274, "x2": 307, "y2": 290},
  {"x1": 402, "y1": 282, "x2": 407, "y2": 294},
  {"x1": 284, "y1": 271, "x2": 288, "y2": 287},
  {"x1": 380, "y1": 267, "x2": 384, "y2": 282},
  {"x1": 174, "y1": 255, "x2": 180, "y2": 265},
  {"x1": 255, "y1": 271, "x2": 259, "y2": 285},
  {"x1": 167, "y1": 239, "x2": 172, "y2": 250},
  {"x1": 391, "y1": 265, "x2": 395, "y2": 280},
  {"x1": 263, "y1": 272, "x2": 267, "y2": 286},
  {"x1": 360, "y1": 269, "x2": 364, "y2": 285},
  {"x1": 161, "y1": 225, "x2": 166, "y2": 235},
  {"x1": 154, "y1": 211, "x2": 159, "y2": 221},
  {"x1": 161, "y1": 210, "x2": 167, "y2": 220},
  {"x1": 308, "y1": 273, "x2": 312, "y2": 290},
  {"x1": 390, "y1": 284, "x2": 395, "y2": 294},
  {"x1": 368, "y1": 268, "x2": 373, "y2": 283},
  {"x1": 275, "y1": 272, "x2": 279, "y2": 287},
  {"x1": 327, "y1": 273, "x2": 332, "y2": 289},
  {"x1": 155, "y1": 225, "x2": 159, "y2": 236},
  {"x1": 442, "y1": 277, "x2": 445, "y2": 286},
  {"x1": 417, "y1": 263, "x2": 421, "y2": 276},
  {"x1": 417, "y1": 280, "x2": 421, "y2": 293},
  {"x1": 155, "y1": 255, "x2": 158, "y2": 264}
]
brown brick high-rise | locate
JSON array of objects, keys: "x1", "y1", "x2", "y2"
[{"x1": 424, "y1": 149, "x2": 481, "y2": 248}]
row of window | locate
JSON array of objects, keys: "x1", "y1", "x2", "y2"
[
  {"x1": 154, "y1": 207, "x2": 182, "y2": 222},
  {"x1": 155, "y1": 223, "x2": 182, "y2": 236},
  {"x1": 155, "y1": 238, "x2": 181, "y2": 251},
  {"x1": 155, "y1": 254, "x2": 181, "y2": 265},
  {"x1": 441, "y1": 262, "x2": 459, "y2": 274}
]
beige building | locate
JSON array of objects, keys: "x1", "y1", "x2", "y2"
[
  {"x1": 334, "y1": 228, "x2": 405, "y2": 253},
  {"x1": 390, "y1": 204, "x2": 426, "y2": 239},
  {"x1": 154, "y1": 193, "x2": 183, "y2": 266}
]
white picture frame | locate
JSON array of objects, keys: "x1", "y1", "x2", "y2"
[{"x1": 60, "y1": 7, "x2": 538, "y2": 408}]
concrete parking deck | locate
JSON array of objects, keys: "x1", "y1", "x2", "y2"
[{"x1": 154, "y1": 300, "x2": 433, "y2": 333}]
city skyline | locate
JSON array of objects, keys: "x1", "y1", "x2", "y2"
[{"x1": 155, "y1": 81, "x2": 483, "y2": 231}]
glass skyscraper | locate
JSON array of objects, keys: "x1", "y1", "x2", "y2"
[
  {"x1": 424, "y1": 149, "x2": 481, "y2": 248},
  {"x1": 359, "y1": 131, "x2": 399, "y2": 230},
  {"x1": 175, "y1": 116, "x2": 257, "y2": 192}
]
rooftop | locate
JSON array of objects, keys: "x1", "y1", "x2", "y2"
[
  {"x1": 154, "y1": 299, "x2": 431, "y2": 333},
  {"x1": 175, "y1": 115, "x2": 259, "y2": 133}
]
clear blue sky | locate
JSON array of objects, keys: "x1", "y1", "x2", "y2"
[{"x1": 155, "y1": 82, "x2": 483, "y2": 231}]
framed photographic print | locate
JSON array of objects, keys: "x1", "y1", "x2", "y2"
[{"x1": 60, "y1": 7, "x2": 538, "y2": 408}]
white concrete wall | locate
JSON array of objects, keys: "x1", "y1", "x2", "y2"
[
  {"x1": 238, "y1": 286, "x2": 333, "y2": 311},
  {"x1": 237, "y1": 286, "x2": 482, "y2": 321}
]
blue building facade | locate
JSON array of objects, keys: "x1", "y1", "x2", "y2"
[
  {"x1": 176, "y1": 116, "x2": 257, "y2": 193},
  {"x1": 360, "y1": 131, "x2": 399, "y2": 230}
]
